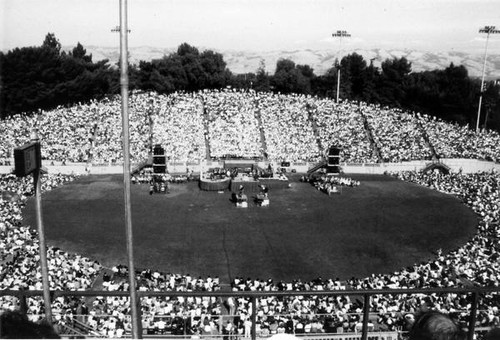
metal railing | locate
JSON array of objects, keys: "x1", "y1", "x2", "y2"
[{"x1": 1, "y1": 286, "x2": 499, "y2": 339}]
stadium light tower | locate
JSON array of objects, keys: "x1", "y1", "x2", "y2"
[
  {"x1": 475, "y1": 26, "x2": 500, "y2": 132},
  {"x1": 332, "y1": 30, "x2": 351, "y2": 103}
]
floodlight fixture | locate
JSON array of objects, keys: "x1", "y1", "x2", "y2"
[
  {"x1": 476, "y1": 26, "x2": 499, "y2": 132},
  {"x1": 332, "y1": 30, "x2": 351, "y2": 103}
]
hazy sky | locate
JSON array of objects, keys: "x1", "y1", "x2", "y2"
[{"x1": 1, "y1": 0, "x2": 500, "y2": 53}]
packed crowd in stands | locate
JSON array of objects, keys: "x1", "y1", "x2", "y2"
[
  {"x1": 0, "y1": 173, "x2": 101, "y2": 323},
  {"x1": 1, "y1": 89, "x2": 500, "y2": 166},
  {"x1": 152, "y1": 92, "x2": 207, "y2": 162},
  {"x1": 203, "y1": 89, "x2": 262, "y2": 159},
  {"x1": 92, "y1": 268, "x2": 223, "y2": 337},
  {"x1": 364, "y1": 105, "x2": 434, "y2": 162},
  {"x1": 416, "y1": 113, "x2": 500, "y2": 162},
  {"x1": 1, "y1": 89, "x2": 500, "y2": 338},
  {"x1": 311, "y1": 99, "x2": 377, "y2": 163},
  {"x1": 255, "y1": 93, "x2": 320, "y2": 162}
]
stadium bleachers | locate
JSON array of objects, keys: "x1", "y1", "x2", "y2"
[{"x1": 1, "y1": 89, "x2": 499, "y2": 166}]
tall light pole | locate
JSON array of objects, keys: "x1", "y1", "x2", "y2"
[
  {"x1": 332, "y1": 30, "x2": 351, "y2": 103},
  {"x1": 113, "y1": 0, "x2": 141, "y2": 338},
  {"x1": 31, "y1": 132, "x2": 52, "y2": 324},
  {"x1": 475, "y1": 26, "x2": 500, "y2": 132}
]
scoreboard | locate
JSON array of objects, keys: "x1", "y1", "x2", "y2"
[{"x1": 14, "y1": 142, "x2": 41, "y2": 177}]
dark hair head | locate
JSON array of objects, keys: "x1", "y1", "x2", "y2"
[
  {"x1": 409, "y1": 311, "x2": 464, "y2": 340},
  {"x1": 0, "y1": 310, "x2": 60, "y2": 338},
  {"x1": 485, "y1": 328, "x2": 500, "y2": 340}
]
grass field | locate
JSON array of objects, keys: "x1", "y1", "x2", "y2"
[{"x1": 23, "y1": 173, "x2": 478, "y2": 283}]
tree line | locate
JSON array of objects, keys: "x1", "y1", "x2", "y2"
[{"x1": 1, "y1": 33, "x2": 499, "y2": 131}]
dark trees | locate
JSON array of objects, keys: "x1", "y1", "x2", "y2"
[
  {"x1": 253, "y1": 60, "x2": 271, "y2": 92},
  {"x1": 136, "y1": 43, "x2": 230, "y2": 93},
  {"x1": 377, "y1": 57, "x2": 412, "y2": 106},
  {"x1": 404, "y1": 63, "x2": 479, "y2": 125},
  {"x1": 272, "y1": 58, "x2": 314, "y2": 94},
  {"x1": 338, "y1": 53, "x2": 369, "y2": 101},
  {"x1": 0, "y1": 33, "x2": 114, "y2": 118}
]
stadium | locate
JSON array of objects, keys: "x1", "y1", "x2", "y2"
[
  {"x1": 1, "y1": 88, "x2": 500, "y2": 339},
  {"x1": 2, "y1": 0, "x2": 500, "y2": 338}
]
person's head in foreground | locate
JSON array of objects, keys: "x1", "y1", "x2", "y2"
[{"x1": 409, "y1": 311, "x2": 465, "y2": 340}]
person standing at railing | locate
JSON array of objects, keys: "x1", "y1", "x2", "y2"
[
  {"x1": 76, "y1": 300, "x2": 88, "y2": 324},
  {"x1": 224, "y1": 296, "x2": 235, "y2": 316},
  {"x1": 244, "y1": 316, "x2": 252, "y2": 338},
  {"x1": 224, "y1": 320, "x2": 234, "y2": 340}
]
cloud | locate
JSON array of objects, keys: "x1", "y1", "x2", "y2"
[
  {"x1": 293, "y1": 40, "x2": 307, "y2": 45},
  {"x1": 347, "y1": 37, "x2": 365, "y2": 44},
  {"x1": 319, "y1": 36, "x2": 364, "y2": 44},
  {"x1": 472, "y1": 37, "x2": 500, "y2": 43}
]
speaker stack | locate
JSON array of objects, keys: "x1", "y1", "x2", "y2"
[
  {"x1": 327, "y1": 146, "x2": 341, "y2": 174},
  {"x1": 152, "y1": 144, "x2": 167, "y2": 174}
]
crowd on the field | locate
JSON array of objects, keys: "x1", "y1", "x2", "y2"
[
  {"x1": 1, "y1": 90, "x2": 500, "y2": 338},
  {"x1": 2, "y1": 89, "x2": 500, "y2": 167},
  {"x1": 300, "y1": 174, "x2": 361, "y2": 195}
]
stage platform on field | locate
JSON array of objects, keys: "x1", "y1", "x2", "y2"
[
  {"x1": 199, "y1": 178, "x2": 231, "y2": 191},
  {"x1": 199, "y1": 175, "x2": 289, "y2": 192}
]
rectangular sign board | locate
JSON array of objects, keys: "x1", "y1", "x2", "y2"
[{"x1": 14, "y1": 142, "x2": 41, "y2": 177}]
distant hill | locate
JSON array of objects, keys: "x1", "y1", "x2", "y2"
[{"x1": 79, "y1": 46, "x2": 500, "y2": 79}]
